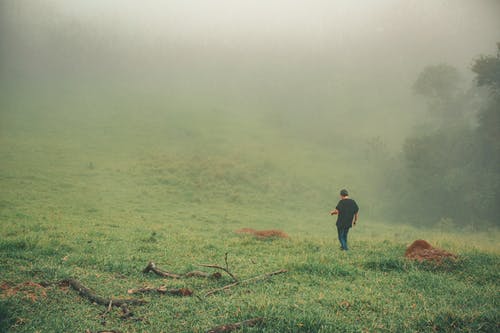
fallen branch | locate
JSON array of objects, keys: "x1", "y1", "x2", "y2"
[
  {"x1": 61, "y1": 278, "x2": 146, "y2": 307},
  {"x1": 206, "y1": 317, "x2": 264, "y2": 333},
  {"x1": 142, "y1": 262, "x2": 182, "y2": 278},
  {"x1": 143, "y1": 262, "x2": 222, "y2": 279},
  {"x1": 204, "y1": 269, "x2": 287, "y2": 297},
  {"x1": 127, "y1": 286, "x2": 193, "y2": 296}
]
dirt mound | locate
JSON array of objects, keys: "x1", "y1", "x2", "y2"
[
  {"x1": 235, "y1": 228, "x2": 289, "y2": 239},
  {"x1": 405, "y1": 239, "x2": 457, "y2": 263}
]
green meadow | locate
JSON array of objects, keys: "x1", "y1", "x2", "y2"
[{"x1": 0, "y1": 91, "x2": 498, "y2": 333}]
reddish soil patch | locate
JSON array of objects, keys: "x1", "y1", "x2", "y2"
[
  {"x1": 405, "y1": 239, "x2": 457, "y2": 263},
  {"x1": 0, "y1": 281, "x2": 47, "y2": 302},
  {"x1": 235, "y1": 228, "x2": 289, "y2": 239}
]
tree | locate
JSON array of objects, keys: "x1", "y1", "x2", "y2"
[
  {"x1": 471, "y1": 43, "x2": 500, "y2": 166},
  {"x1": 472, "y1": 43, "x2": 500, "y2": 93},
  {"x1": 413, "y1": 64, "x2": 461, "y2": 101},
  {"x1": 470, "y1": 43, "x2": 500, "y2": 224},
  {"x1": 412, "y1": 64, "x2": 471, "y2": 127},
  {"x1": 402, "y1": 128, "x2": 477, "y2": 225},
  {"x1": 395, "y1": 50, "x2": 500, "y2": 227}
]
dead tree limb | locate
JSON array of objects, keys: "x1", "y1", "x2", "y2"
[
  {"x1": 127, "y1": 286, "x2": 193, "y2": 296},
  {"x1": 204, "y1": 269, "x2": 287, "y2": 297},
  {"x1": 61, "y1": 278, "x2": 146, "y2": 307},
  {"x1": 206, "y1": 317, "x2": 264, "y2": 333},
  {"x1": 143, "y1": 262, "x2": 221, "y2": 279}
]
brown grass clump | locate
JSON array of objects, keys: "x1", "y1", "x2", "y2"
[
  {"x1": 235, "y1": 228, "x2": 289, "y2": 239},
  {"x1": 405, "y1": 239, "x2": 457, "y2": 263}
]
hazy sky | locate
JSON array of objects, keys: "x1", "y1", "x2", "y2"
[
  {"x1": 2, "y1": 0, "x2": 499, "y2": 119},
  {"x1": 3, "y1": 0, "x2": 499, "y2": 80},
  {"x1": 50, "y1": 0, "x2": 500, "y2": 68}
]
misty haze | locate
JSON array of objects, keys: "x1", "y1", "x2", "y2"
[{"x1": 0, "y1": 1, "x2": 499, "y2": 332}]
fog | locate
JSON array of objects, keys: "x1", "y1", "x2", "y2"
[{"x1": 1, "y1": 0, "x2": 499, "y2": 227}]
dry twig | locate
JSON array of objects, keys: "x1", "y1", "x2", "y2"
[
  {"x1": 204, "y1": 269, "x2": 287, "y2": 297},
  {"x1": 197, "y1": 264, "x2": 238, "y2": 282},
  {"x1": 143, "y1": 262, "x2": 222, "y2": 279},
  {"x1": 127, "y1": 286, "x2": 193, "y2": 296},
  {"x1": 198, "y1": 252, "x2": 238, "y2": 282}
]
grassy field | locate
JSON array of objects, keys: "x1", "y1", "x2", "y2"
[{"x1": 0, "y1": 93, "x2": 499, "y2": 332}]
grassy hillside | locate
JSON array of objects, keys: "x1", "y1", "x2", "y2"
[{"x1": 0, "y1": 91, "x2": 498, "y2": 332}]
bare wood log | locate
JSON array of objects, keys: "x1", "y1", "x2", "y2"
[
  {"x1": 127, "y1": 286, "x2": 193, "y2": 296},
  {"x1": 206, "y1": 317, "x2": 264, "y2": 333},
  {"x1": 61, "y1": 279, "x2": 146, "y2": 307},
  {"x1": 143, "y1": 262, "x2": 221, "y2": 279},
  {"x1": 204, "y1": 269, "x2": 287, "y2": 297}
]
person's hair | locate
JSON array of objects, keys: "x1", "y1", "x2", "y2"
[{"x1": 340, "y1": 189, "x2": 349, "y2": 196}]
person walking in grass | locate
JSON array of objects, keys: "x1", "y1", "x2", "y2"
[{"x1": 330, "y1": 189, "x2": 359, "y2": 251}]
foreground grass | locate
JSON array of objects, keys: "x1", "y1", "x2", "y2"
[{"x1": 1, "y1": 213, "x2": 498, "y2": 332}]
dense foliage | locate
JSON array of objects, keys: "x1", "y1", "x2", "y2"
[{"x1": 391, "y1": 44, "x2": 500, "y2": 228}]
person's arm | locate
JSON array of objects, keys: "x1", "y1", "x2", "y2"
[
  {"x1": 353, "y1": 201, "x2": 359, "y2": 225},
  {"x1": 330, "y1": 209, "x2": 339, "y2": 215},
  {"x1": 331, "y1": 201, "x2": 342, "y2": 215}
]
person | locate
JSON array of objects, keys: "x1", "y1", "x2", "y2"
[{"x1": 330, "y1": 189, "x2": 359, "y2": 251}]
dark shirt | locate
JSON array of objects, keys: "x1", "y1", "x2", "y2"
[{"x1": 336, "y1": 198, "x2": 359, "y2": 228}]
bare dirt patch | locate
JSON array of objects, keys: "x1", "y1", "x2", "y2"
[{"x1": 0, "y1": 281, "x2": 47, "y2": 302}]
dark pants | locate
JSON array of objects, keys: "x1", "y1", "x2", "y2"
[{"x1": 337, "y1": 225, "x2": 350, "y2": 250}]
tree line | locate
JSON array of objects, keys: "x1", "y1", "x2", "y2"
[{"x1": 380, "y1": 44, "x2": 499, "y2": 229}]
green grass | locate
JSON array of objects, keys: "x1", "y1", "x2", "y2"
[
  {"x1": 0, "y1": 94, "x2": 499, "y2": 332},
  {"x1": 1, "y1": 221, "x2": 498, "y2": 332}
]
